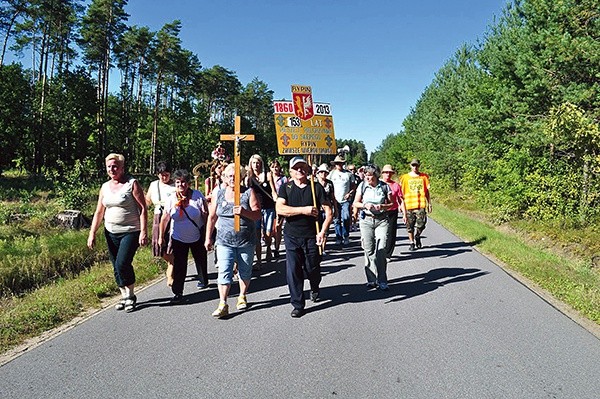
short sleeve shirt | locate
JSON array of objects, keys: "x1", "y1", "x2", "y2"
[
  {"x1": 328, "y1": 169, "x2": 353, "y2": 203},
  {"x1": 358, "y1": 181, "x2": 389, "y2": 216},
  {"x1": 147, "y1": 180, "x2": 175, "y2": 215},
  {"x1": 400, "y1": 173, "x2": 430, "y2": 210},
  {"x1": 165, "y1": 190, "x2": 206, "y2": 243},
  {"x1": 278, "y1": 181, "x2": 328, "y2": 238}
]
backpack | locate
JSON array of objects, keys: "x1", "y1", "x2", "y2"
[{"x1": 359, "y1": 180, "x2": 390, "y2": 199}]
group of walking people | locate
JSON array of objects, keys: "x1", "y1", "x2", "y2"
[{"x1": 87, "y1": 152, "x2": 431, "y2": 318}]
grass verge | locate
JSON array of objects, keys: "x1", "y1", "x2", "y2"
[
  {"x1": 432, "y1": 203, "x2": 600, "y2": 326},
  {"x1": 0, "y1": 248, "x2": 164, "y2": 355}
]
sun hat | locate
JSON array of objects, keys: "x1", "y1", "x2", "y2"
[
  {"x1": 317, "y1": 163, "x2": 329, "y2": 173},
  {"x1": 381, "y1": 164, "x2": 395, "y2": 173},
  {"x1": 290, "y1": 156, "x2": 308, "y2": 169},
  {"x1": 409, "y1": 158, "x2": 420, "y2": 166},
  {"x1": 330, "y1": 155, "x2": 346, "y2": 164}
]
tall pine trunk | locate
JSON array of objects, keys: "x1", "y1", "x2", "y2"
[{"x1": 151, "y1": 72, "x2": 162, "y2": 172}]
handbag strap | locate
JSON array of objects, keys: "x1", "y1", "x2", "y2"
[{"x1": 182, "y1": 206, "x2": 202, "y2": 232}]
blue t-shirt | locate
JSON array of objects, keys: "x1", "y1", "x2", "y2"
[{"x1": 358, "y1": 181, "x2": 390, "y2": 216}]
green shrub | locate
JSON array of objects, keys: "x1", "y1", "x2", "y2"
[{"x1": 51, "y1": 160, "x2": 97, "y2": 210}]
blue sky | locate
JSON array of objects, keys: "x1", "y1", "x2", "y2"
[
  {"x1": 123, "y1": 0, "x2": 508, "y2": 154},
  {"x1": 30, "y1": 0, "x2": 509, "y2": 155}
]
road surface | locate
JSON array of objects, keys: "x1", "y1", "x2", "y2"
[{"x1": 1, "y1": 220, "x2": 599, "y2": 398}]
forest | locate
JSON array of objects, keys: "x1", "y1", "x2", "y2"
[
  {"x1": 372, "y1": 0, "x2": 600, "y2": 226},
  {"x1": 0, "y1": 0, "x2": 288, "y2": 178}
]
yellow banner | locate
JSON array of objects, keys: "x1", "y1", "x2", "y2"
[
  {"x1": 274, "y1": 113, "x2": 336, "y2": 155},
  {"x1": 273, "y1": 100, "x2": 336, "y2": 155}
]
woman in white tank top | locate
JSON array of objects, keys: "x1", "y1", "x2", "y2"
[{"x1": 87, "y1": 153, "x2": 148, "y2": 312}]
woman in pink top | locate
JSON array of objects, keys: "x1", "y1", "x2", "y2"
[{"x1": 381, "y1": 164, "x2": 403, "y2": 259}]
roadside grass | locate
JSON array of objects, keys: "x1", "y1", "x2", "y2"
[
  {"x1": 0, "y1": 247, "x2": 164, "y2": 353},
  {"x1": 0, "y1": 171, "x2": 165, "y2": 355},
  {"x1": 432, "y1": 204, "x2": 600, "y2": 325},
  {"x1": 0, "y1": 229, "x2": 108, "y2": 297}
]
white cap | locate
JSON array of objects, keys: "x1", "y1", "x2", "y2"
[{"x1": 290, "y1": 156, "x2": 308, "y2": 168}]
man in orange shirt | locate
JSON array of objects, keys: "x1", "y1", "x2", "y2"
[{"x1": 400, "y1": 159, "x2": 431, "y2": 251}]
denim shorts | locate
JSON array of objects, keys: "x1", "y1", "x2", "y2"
[
  {"x1": 261, "y1": 208, "x2": 276, "y2": 233},
  {"x1": 216, "y1": 244, "x2": 255, "y2": 284}
]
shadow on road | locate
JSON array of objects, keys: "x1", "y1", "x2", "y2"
[
  {"x1": 385, "y1": 267, "x2": 489, "y2": 303},
  {"x1": 134, "y1": 234, "x2": 488, "y2": 314},
  {"x1": 388, "y1": 237, "x2": 487, "y2": 261},
  {"x1": 295, "y1": 266, "x2": 489, "y2": 315},
  {"x1": 241, "y1": 266, "x2": 488, "y2": 316}
]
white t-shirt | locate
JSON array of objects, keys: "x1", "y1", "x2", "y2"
[
  {"x1": 328, "y1": 168, "x2": 354, "y2": 203},
  {"x1": 165, "y1": 190, "x2": 206, "y2": 243},
  {"x1": 147, "y1": 180, "x2": 176, "y2": 215}
]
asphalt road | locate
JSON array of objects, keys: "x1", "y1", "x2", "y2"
[{"x1": 1, "y1": 220, "x2": 599, "y2": 398}]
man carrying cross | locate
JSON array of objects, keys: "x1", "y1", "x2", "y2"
[{"x1": 276, "y1": 156, "x2": 333, "y2": 318}]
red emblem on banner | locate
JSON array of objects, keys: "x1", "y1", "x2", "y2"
[{"x1": 292, "y1": 92, "x2": 314, "y2": 121}]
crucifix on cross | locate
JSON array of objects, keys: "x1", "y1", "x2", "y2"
[{"x1": 220, "y1": 115, "x2": 255, "y2": 231}]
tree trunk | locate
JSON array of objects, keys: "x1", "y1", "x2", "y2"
[
  {"x1": 136, "y1": 57, "x2": 145, "y2": 117},
  {"x1": 103, "y1": 46, "x2": 110, "y2": 156},
  {"x1": 96, "y1": 67, "x2": 103, "y2": 167},
  {"x1": 151, "y1": 73, "x2": 163, "y2": 173},
  {"x1": 1, "y1": 11, "x2": 21, "y2": 67}
]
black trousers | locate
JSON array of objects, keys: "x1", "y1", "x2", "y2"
[
  {"x1": 284, "y1": 234, "x2": 322, "y2": 310},
  {"x1": 171, "y1": 238, "x2": 207, "y2": 296}
]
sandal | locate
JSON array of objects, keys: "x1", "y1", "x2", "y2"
[
  {"x1": 124, "y1": 295, "x2": 137, "y2": 312},
  {"x1": 115, "y1": 298, "x2": 126, "y2": 311},
  {"x1": 237, "y1": 295, "x2": 248, "y2": 311},
  {"x1": 212, "y1": 302, "x2": 229, "y2": 318}
]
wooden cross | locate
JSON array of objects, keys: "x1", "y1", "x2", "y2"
[{"x1": 220, "y1": 115, "x2": 255, "y2": 231}]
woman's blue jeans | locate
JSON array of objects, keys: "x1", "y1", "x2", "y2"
[{"x1": 104, "y1": 229, "x2": 139, "y2": 287}]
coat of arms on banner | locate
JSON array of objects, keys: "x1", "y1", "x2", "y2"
[{"x1": 292, "y1": 85, "x2": 314, "y2": 121}]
